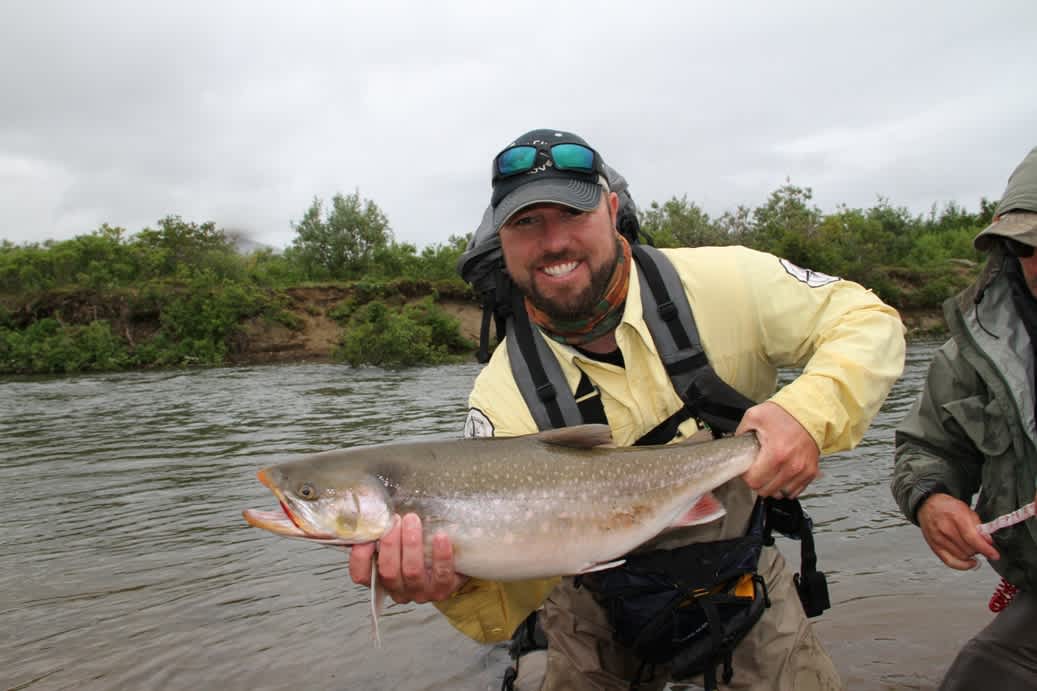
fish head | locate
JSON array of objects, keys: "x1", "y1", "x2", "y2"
[{"x1": 243, "y1": 459, "x2": 393, "y2": 545}]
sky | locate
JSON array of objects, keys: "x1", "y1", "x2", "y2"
[{"x1": 2, "y1": 0, "x2": 1035, "y2": 251}]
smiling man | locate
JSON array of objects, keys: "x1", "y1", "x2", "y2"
[{"x1": 350, "y1": 128, "x2": 906, "y2": 690}]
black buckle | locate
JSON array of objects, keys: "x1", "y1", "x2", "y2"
[
  {"x1": 657, "y1": 300, "x2": 677, "y2": 322},
  {"x1": 765, "y1": 498, "x2": 805, "y2": 538},
  {"x1": 794, "y1": 569, "x2": 830, "y2": 618}
]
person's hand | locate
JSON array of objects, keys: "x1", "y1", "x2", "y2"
[
  {"x1": 917, "y1": 493, "x2": 1000, "y2": 570},
  {"x1": 348, "y1": 513, "x2": 469, "y2": 604},
  {"x1": 737, "y1": 401, "x2": 819, "y2": 499}
]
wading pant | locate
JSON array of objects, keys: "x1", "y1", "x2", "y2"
[
  {"x1": 510, "y1": 546, "x2": 842, "y2": 691},
  {"x1": 939, "y1": 589, "x2": 1037, "y2": 691}
]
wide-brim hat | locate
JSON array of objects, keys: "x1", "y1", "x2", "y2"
[
  {"x1": 974, "y1": 146, "x2": 1037, "y2": 251},
  {"x1": 974, "y1": 211, "x2": 1037, "y2": 252}
]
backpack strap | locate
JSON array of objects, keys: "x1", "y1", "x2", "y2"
[
  {"x1": 763, "y1": 497, "x2": 831, "y2": 618},
  {"x1": 631, "y1": 245, "x2": 757, "y2": 435},
  {"x1": 505, "y1": 289, "x2": 582, "y2": 429}
]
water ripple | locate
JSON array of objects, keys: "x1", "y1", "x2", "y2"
[{"x1": 0, "y1": 346, "x2": 983, "y2": 690}]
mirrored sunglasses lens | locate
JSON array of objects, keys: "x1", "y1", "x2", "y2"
[
  {"x1": 497, "y1": 146, "x2": 537, "y2": 176},
  {"x1": 551, "y1": 143, "x2": 594, "y2": 171}
]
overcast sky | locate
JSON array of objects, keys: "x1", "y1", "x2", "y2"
[{"x1": 2, "y1": 1, "x2": 1035, "y2": 250}]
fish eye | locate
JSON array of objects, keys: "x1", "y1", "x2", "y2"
[{"x1": 298, "y1": 483, "x2": 318, "y2": 500}]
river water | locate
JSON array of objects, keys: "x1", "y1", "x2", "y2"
[{"x1": 0, "y1": 341, "x2": 999, "y2": 690}]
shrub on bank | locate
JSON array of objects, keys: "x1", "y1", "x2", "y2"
[
  {"x1": 335, "y1": 298, "x2": 474, "y2": 368},
  {"x1": 0, "y1": 277, "x2": 285, "y2": 373},
  {"x1": 0, "y1": 318, "x2": 131, "y2": 374}
]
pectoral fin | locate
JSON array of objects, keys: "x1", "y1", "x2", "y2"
[{"x1": 669, "y1": 492, "x2": 726, "y2": 528}]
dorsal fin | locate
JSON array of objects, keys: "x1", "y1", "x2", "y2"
[{"x1": 532, "y1": 424, "x2": 614, "y2": 449}]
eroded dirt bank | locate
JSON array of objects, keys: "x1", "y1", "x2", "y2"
[{"x1": 231, "y1": 290, "x2": 944, "y2": 366}]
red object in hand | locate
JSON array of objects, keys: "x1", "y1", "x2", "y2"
[{"x1": 989, "y1": 577, "x2": 1019, "y2": 613}]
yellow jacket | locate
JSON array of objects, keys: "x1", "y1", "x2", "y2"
[{"x1": 436, "y1": 245, "x2": 905, "y2": 643}]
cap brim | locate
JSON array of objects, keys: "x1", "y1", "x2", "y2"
[
  {"x1": 974, "y1": 211, "x2": 1037, "y2": 251},
  {"x1": 493, "y1": 178, "x2": 603, "y2": 231}
]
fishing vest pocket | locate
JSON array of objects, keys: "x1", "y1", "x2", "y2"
[{"x1": 576, "y1": 528, "x2": 769, "y2": 690}]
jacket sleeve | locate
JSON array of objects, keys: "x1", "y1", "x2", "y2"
[
  {"x1": 433, "y1": 576, "x2": 560, "y2": 643},
  {"x1": 891, "y1": 338, "x2": 986, "y2": 524},
  {"x1": 710, "y1": 247, "x2": 906, "y2": 454}
]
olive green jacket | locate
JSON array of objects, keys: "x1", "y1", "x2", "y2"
[{"x1": 893, "y1": 255, "x2": 1037, "y2": 589}]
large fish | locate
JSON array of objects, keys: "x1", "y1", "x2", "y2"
[{"x1": 242, "y1": 424, "x2": 760, "y2": 579}]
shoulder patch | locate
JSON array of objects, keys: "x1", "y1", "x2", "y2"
[
  {"x1": 463, "y1": 408, "x2": 495, "y2": 438},
  {"x1": 779, "y1": 258, "x2": 841, "y2": 287}
]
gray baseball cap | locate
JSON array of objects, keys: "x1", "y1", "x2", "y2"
[
  {"x1": 489, "y1": 129, "x2": 609, "y2": 232},
  {"x1": 974, "y1": 146, "x2": 1037, "y2": 252}
]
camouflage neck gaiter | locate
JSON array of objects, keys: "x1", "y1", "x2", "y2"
[{"x1": 525, "y1": 234, "x2": 631, "y2": 346}]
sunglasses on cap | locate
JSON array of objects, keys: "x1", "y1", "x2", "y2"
[
  {"x1": 492, "y1": 143, "x2": 602, "y2": 183},
  {"x1": 1003, "y1": 237, "x2": 1036, "y2": 258}
]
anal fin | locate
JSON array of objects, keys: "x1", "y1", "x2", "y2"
[{"x1": 577, "y1": 558, "x2": 626, "y2": 574}]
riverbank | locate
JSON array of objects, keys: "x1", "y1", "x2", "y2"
[
  {"x1": 230, "y1": 289, "x2": 946, "y2": 366},
  {"x1": 1, "y1": 282, "x2": 948, "y2": 374},
  {"x1": 224, "y1": 289, "x2": 488, "y2": 365}
]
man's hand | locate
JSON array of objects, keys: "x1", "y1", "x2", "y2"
[
  {"x1": 348, "y1": 513, "x2": 469, "y2": 604},
  {"x1": 917, "y1": 493, "x2": 1000, "y2": 570},
  {"x1": 737, "y1": 401, "x2": 820, "y2": 499}
]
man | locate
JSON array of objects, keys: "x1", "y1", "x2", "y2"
[
  {"x1": 350, "y1": 129, "x2": 905, "y2": 689},
  {"x1": 892, "y1": 145, "x2": 1037, "y2": 690}
]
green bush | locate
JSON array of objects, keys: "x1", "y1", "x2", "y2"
[
  {"x1": 336, "y1": 301, "x2": 441, "y2": 367},
  {"x1": 0, "y1": 318, "x2": 130, "y2": 374},
  {"x1": 335, "y1": 298, "x2": 471, "y2": 367},
  {"x1": 404, "y1": 297, "x2": 474, "y2": 352},
  {"x1": 146, "y1": 277, "x2": 267, "y2": 366},
  {"x1": 268, "y1": 308, "x2": 304, "y2": 330},
  {"x1": 352, "y1": 279, "x2": 392, "y2": 304},
  {"x1": 328, "y1": 298, "x2": 358, "y2": 324}
]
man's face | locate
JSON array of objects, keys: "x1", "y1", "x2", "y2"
[
  {"x1": 1018, "y1": 252, "x2": 1037, "y2": 299},
  {"x1": 499, "y1": 191, "x2": 620, "y2": 321}
]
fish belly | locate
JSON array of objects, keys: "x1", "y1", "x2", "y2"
[{"x1": 428, "y1": 489, "x2": 695, "y2": 580}]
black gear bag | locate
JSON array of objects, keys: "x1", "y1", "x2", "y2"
[{"x1": 577, "y1": 501, "x2": 770, "y2": 690}]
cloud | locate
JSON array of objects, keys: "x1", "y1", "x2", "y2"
[{"x1": 1, "y1": 0, "x2": 1035, "y2": 249}]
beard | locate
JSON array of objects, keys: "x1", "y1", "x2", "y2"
[{"x1": 518, "y1": 245, "x2": 618, "y2": 322}]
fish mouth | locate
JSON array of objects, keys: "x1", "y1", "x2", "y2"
[
  {"x1": 243, "y1": 469, "x2": 354, "y2": 546},
  {"x1": 242, "y1": 506, "x2": 354, "y2": 546}
]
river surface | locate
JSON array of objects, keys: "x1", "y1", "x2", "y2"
[{"x1": 1, "y1": 341, "x2": 1000, "y2": 690}]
